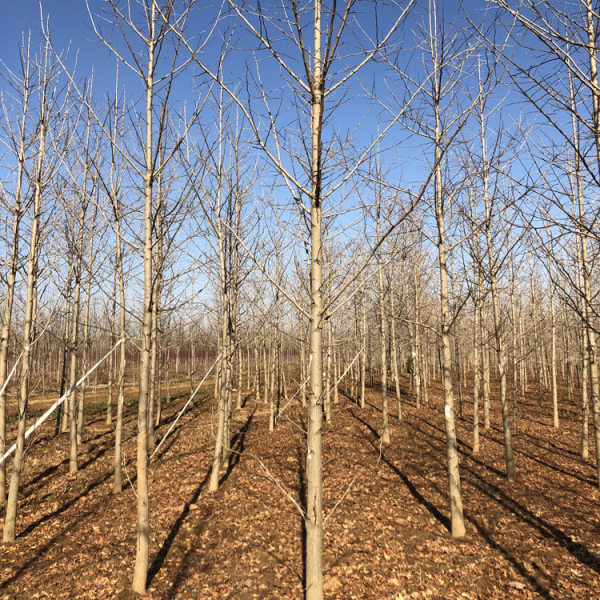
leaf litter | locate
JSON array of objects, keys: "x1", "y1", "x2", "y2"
[{"x1": 0, "y1": 375, "x2": 598, "y2": 599}]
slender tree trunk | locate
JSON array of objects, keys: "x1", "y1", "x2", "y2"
[
  {"x1": 568, "y1": 64, "x2": 590, "y2": 459},
  {"x1": 472, "y1": 264, "x2": 481, "y2": 454},
  {"x1": 108, "y1": 64, "x2": 127, "y2": 495},
  {"x1": 254, "y1": 342, "x2": 260, "y2": 403},
  {"x1": 156, "y1": 355, "x2": 165, "y2": 426},
  {"x1": 0, "y1": 73, "x2": 28, "y2": 503},
  {"x1": 412, "y1": 268, "x2": 422, "y2": 409},
  {"x1": 300, "y1": 337, "x2": 307, "y2": 407},
  {"x1": 376, "y1": 228, "x2": 390, "y2": 444},
  {"x1": 434, "y1": 91, "x2": 465, "y2": 537},
  {"x1": 236, "y1": 347, "x2": 243, "y2": 409},
  {"x1": 531, "y1": 276, "x2": 543, "y2": 408},
  {"x1": 325, "y1": 318, "x2": 332, "y2": 423},
  {"x1": 3, "y1": 81, "x2": 46, "y2": 541},
  {"x1": 246, "y1": 346, "x2": 251, "y2": 394},
  {"x1": 78, "y1": 205, "x2": 96, "y2": 447},
  {"x1": 148, "y1": 294, "x2": 158, "y2": 449},
  {"x1": 585, "y1": 0, "x2": 600, "y2": 486},
  {"x1": 360, "y1": 280, "x2": 366, "y2": 409},
  {"x1": 305, "y1": 4, "x2": 325, "y2": 596},
  {"x1": 58, "y1": 272, "x2": 73, "y2": 435},
  {"x1": 482, "y1": 311, "x2": 490, "y2": 429},
  {"x1": 390, "y1": 290, "x2": 402, "y2": 420},
  {"x1": 107, "y1": 269, "x2": 117, "y2": 426},
  {"x1": 519, "y1": 308, "x2": 526, "y2": 397},
  {"x1": 509, "y1": 257, "x2": 519, "y2": 436},
  {"x1": 262, "y1": 337, "x2": 268, "y2": 405},
  {"x1": 209, "y1": 86, "x2": 234, "y2": 487},
  {"x1": 113, "y1": 230, "x2": 126, "y2": 493},
  {"x1": 132, "y1": 6, "x2": 156, "y2": 591},
  {"x1": 481, "y1": 102, "x2": 515, "y2": 481},
  {"x1": 68, "y1": 205, "x2": 85, "y2": 474},
  {"x1": 549, "y1": 263, "x2": 559, "y2": 429}
]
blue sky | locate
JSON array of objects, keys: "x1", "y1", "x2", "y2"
[
  {"x1": 2, "y1": 1, "x2": 119, "y2": 99},
  {"x1": 2, "y1": 1, "x2": 98, "y2": 61},
  {"x1": 1, "y1": 1, "x2": 226, "y2": 101},
  {"x1": 0, "y1": 1, "x2": 525, "y2": 226},
  {"x1": 0, "y1": 1, "x2": 562, "y2": 239},
  {"x1": 0, "y1": 0, "x2": 584, "y2": 312}
]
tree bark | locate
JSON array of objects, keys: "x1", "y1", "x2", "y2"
[
  {"x1": 434, "y1": 89, "x2": 465, "y2": 537},
  {"x1": 3, "y1": 68, "x2": 46, "y2": 541}
]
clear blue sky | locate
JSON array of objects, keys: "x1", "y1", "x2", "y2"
[
  {"x1": 0, "y1": 0, "x2": 532, "y2": 207},
  {"x1": 2, "y1": 1, "x2": 98, "y2": 60},
  {"x1": 1, "y1": 1, "x2": 121, "y2": 97}
]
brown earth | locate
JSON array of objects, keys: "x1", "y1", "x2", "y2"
[{"x1": 0, "y1": 375, "x2": 599, "y2": 599}]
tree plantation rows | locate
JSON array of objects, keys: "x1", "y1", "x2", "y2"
[{"x1": 0, "y1": 1, "x2": 599, "y2": 598}]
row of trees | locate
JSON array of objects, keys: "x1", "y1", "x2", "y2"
[{"x1": 0, "y1": 1, "x2": 599, "y2": 598}]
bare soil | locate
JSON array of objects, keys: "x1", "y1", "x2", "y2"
[{"x1": 0, "y1": 375, "x2": 599, "y2": 599}]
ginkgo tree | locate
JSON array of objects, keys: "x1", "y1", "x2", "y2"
[{"x1": 173, "y1": 2, "x2": 414, "y2": 597}]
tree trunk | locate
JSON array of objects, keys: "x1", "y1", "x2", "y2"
[
  {"x1": 305, "y1": 3, "x2": 325, "y2": 596},
  {"x1": 481, "y1": 102, "x2": 515, "y2": 481},
  {"x1": 585, "y1": 0, "x2": 600, "y2": 487},
  {"x1": 376, "y1": 228, "x2": 390, "y2": 444},
  {"x1": 0, "y1": 74, "x2": 28, "y2": 504},
  {"x1": 390, "y1": 290, "x2": 402, "y2": 420},
  {"x1": 434, "y1": 91, "x2": 465, "y2": 537},
  {"x1": 482, "y1": 314, "x2": 490, "y2": 429},
  {"x1": 509, "y1": 256, "x2": 519, "y2": 436},
  {"x1": 549, "y1": 263, "x2": 559, "y2": 429},
  {"x1": 3, "y1": 85, "x2": 46, "y2": 542},
  {"x1": 131, "y1": 6, "x2": 156, "y2": 591},
  {"x1": 472, "y1": 264, "x2": 481, "y2": 453}
]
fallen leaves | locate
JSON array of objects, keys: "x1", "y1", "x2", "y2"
[{"x1": 0, "y1": 378, "x2": 597, "y2": 599}]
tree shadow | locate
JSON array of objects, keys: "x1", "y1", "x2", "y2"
[
  {"x1": 466, "y1": 512, "x2": 553, "y2": 598},
  {"x1": 410, "y1": 415, "x2": 507, "y2": 479},
  {"x1": 150, "y1": 397, "x2": 209, "y2": 463},
  {"x1": 81, "y1": 423, "x2": 117, "y2": 445},
  {"x1": 409, "y1": 417, "x2": 600, "y2": 577},
  {"x1": 18, "y1": 470, "x2": 112, "y2": 539},
  {"x1": 0, "y1": 489, "x2": 112, "y2": 590},
  {"x1": 241, "y1": 392, "x2": 253, "y2": 409},
  {"x1": 79, "y1": 442, "x2": 111, "y2": 471},
  {"x1": 219, "y1": 409, "x2": 255, "y2": 487},
  {"x1": 464, "y1": 419, "x2": 597, "y2": 487},
  {"x1": 21, "y1": 459, "x2": 68, "y2": 497},
  {"x1": 516, "y1": 428, "x2": 581, "y2": 460},
  {"x1": 350, "y1": 409, "x2": 381, "y2": 441},
  {"x1": 516, "y1": 447, "x2": 597, "y2": 488},
  {"x1": 379, "y1": 449, "x2": 451, "y2": 533},
  {"x1": 165, "y1": 512, "x2": 213, "y2": 599},
  {"x1": 153, "y1": 402, "x2": 192, "y2": 432},
  {"x1": 146, "y1": 465, "x2": 213, "y2": 588},
  {"x1": 350, "y1": 409, "x2": 451, "y2": 532},
  {"x1": 21, "y1": 440, "x2": 110, "y2": 503},
  {"x1": 464, "y1": 464, "x2": 600, "y2": 576},
  {"x1": 151, "y1": 431, "x2": 181, "y2": 463},
  {"x1": 148, "y1": 409, "x2": 255, "y2": 590},
  {"x1": 417, "y1": 473, "x2": 553, "y2": 599}
]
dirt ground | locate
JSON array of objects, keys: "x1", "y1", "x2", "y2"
[{"x1": 0, "y1": 375, "x2": 599, "y2": 599}]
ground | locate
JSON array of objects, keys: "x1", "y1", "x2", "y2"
[{"x1": 0, "y1": 374, "x2": 599, "y2": 599}]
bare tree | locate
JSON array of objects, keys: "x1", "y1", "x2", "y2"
[
  {"x1": 84, "y1": 0, "x2": 199, "y2": 591},
  {"x1": 4, "y1": 39, "x2": 68, "y2": 543},
  {"x1": 174, "y1": 2, "x2": 414, "y2": 596},
  {"x1": 396, "y1": 1, "x2": 479, "y2": 537},
  {"x1": 492, "y1": 0, "x2": 600, "y2": 485},
  {"x1": 0, "y1": 33, "x2": 33, "y2": 505}
]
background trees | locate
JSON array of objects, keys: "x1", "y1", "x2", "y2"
[{"x1": 0, "y1": 1, "x2": 600, "y2": 598}]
